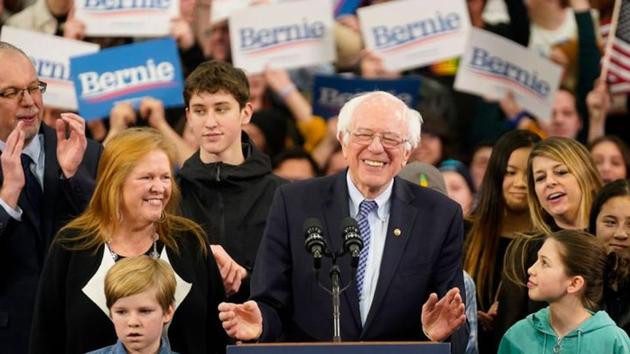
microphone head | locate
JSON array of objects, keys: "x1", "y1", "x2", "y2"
[
  {"x1": 341, "y1": 216, "x2": 359, "y2": 231},
  {"x1": 303, "y1": 217, "x2": 327, "y2": 269},
  {"x1": 341, "y1": 217, "x2": 362, "y2": 254},
  {"x1": 303, "y1": 217, "x2": 323, "y2": 236}
]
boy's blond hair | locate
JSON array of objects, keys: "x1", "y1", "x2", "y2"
[{"x1": 105, "y1": 256, "x2": 176, "y2": 311}]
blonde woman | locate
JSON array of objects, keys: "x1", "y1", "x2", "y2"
[{"x1": 495, "y1": 137, "x2": 602, "y2": 343}]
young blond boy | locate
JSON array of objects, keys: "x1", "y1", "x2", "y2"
[{"x1": 87, "y1": 256, "x2": 178, "y2": 354}]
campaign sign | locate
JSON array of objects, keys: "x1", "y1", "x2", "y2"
[
  {"x1": 70, "y1": 38, "x2": 184, "y2": 120},
  {"x1": 74, "y1": 0, "x2": 180, "y2": 37},
  {"x1": 210, "y1": 0, "x2": 250, "y2": 24},
  {"x1": 229, "y1": 0, "x2": 336, "y2": 74},
  {"x1": 0, "y1": 26, "x2": 100, "y2": 110},
  {"x1": 358, "y1": 0, "x2": 471, "y2": 71},
  {"x1": 454, "y1": 28, "x2": 562, "y2": 121},
  {"x1": 312, "y1": 74, "x2": 422, "y2": 119}
]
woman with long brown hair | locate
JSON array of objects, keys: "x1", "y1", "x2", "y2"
[{"x1": 464, "y1": 129, "x2": 541, "y2": 353}]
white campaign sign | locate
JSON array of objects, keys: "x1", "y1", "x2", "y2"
[
  {"x1": 229, "y1": 0, "x2": 336, "y2": 74},
  {"x1": 74, "y1": 0, "x2": 180, "y2": 37},
  {"x1": 454, "y1": 28, "x2": 563, "y2": 122},
  {"x1": 358, "y1": 0, "x2": 471, "y2": 71},
  {"x1": 0, "y1": 26, "x2": 100, "y2": 110}
]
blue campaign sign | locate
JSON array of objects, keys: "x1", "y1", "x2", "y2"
[
  {"x1": 70, "y1": 38, "x2": 184, "y2": 120},
  {"x1": 334, "y1": 0, "x2": 362, "y2": 18},
  {"x1": 312, "y1": 74, "x2": 422, "y2": 119}
]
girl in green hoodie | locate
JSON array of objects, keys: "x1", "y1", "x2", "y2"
[{"x1": 498, "y1": 230, "x2": 630, "y2": 353}]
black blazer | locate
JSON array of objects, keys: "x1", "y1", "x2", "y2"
[
  {"x1": 251, "y1": 171, "x2": 468, "y2": 354},
  {"x1": 0, "y1": 124, "x2": 102, "y2": 354}
]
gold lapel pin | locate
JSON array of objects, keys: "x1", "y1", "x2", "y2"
[{"x1": 393, "y1": 228, "x2": 402, "y2": 237}]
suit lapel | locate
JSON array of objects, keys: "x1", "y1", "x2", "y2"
[
  {"x1": 322, "y1": 171, "x2": 362, "y2": 331},
  {"x1": 362, "y1": 178, "x2": 417, "y2": 334}
]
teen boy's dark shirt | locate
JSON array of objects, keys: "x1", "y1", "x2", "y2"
[{"x1": 178, "y1": 135, "x2": 286, "y2": 302}]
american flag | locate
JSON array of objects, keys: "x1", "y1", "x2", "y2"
[{"x1": 603, "y1": 0, "x2": 630, "y2": 93}]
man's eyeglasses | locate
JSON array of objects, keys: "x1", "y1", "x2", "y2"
[
  {"x1": 0, "y1": 81, "x2": 47, "y2": 100},
  {"x1": 350, "y1": 130, "x2": 408, "y2": 149}
]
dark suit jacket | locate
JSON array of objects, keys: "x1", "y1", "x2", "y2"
[
  {"x1": 0, "y1": 124, "x2": 102, "y2": 354},
  {"x1": 250, "y1": 172, "x2": 468, "y2": 354}
]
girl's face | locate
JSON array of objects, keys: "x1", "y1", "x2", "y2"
[
  {"x1": 591, "y1": 141, "x2": 627, "y2": 184},
  {"x1": 532, "y1": 156, "x2": 583, "y2": 229},
  {"x1": 527, "y1": 238, "x2": 573, "y2": 303},
  {"x1": 595, "y1": 196, "x2": 630, "y2": 258},
  {"x1": 503, "y1": 147, "x2": 531, "y2": 212}
]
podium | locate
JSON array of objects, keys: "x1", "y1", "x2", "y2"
[{"x1": 227, "y1": 342, "x2": 450, "y2": 354}]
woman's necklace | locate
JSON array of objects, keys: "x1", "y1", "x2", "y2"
[{"x1": 106, "y1": 233, "x2": 159, "y2": 261}]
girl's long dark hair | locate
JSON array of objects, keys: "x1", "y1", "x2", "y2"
[{"x1": 465, "y1": 130, "x2": 541, "y2": 308}]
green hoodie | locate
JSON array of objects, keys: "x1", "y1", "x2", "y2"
[{"x1": 498, "y1": 307, "x2": 630, "y2": 354}]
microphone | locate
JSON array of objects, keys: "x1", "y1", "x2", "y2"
[
  {"x1": 304, "y1": 217, "x2": 327, "y2": 269},
  {"x1": 341, "y1": 217, "x2": 362, "y2": 268}
]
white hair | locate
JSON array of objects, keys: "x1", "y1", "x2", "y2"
[{"x1": 336, "y1": 91, "x2": 422, "y2": 151}]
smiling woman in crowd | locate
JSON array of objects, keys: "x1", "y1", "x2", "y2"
[
  {"x1": 29, "y1": 128, "x2": 226, "y2": 354},
  {"x1": 495, "y1": 136, "x2": 603, "y2": 343}
]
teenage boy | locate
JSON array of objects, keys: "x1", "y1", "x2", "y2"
[
  {"x1": 87, "y1": 256, "x2": 178, "y2": 354},
  {"x1": 177, "y1": 61, "x2": 286, "y2": 302}
]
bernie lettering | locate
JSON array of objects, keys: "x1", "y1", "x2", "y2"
[
  {"x1": 371, "y1": 12, "x2": 460, "y2": 49},
  {"x1": 318, "y1": 87, "x2": 413, "y2": 107},
  {"x1": 82, "y1": 0, "x2": 171, "y2": 10},
  {"x1": 468, "y1": 47, "x2": 550, "y2": 97},
  {"x1": 31, "y1": 57, "x2": 68, "y2": 80},
  {"x1": 78, "y1": 59, "x2": 174, "y2": 97},
  {"x1": 240, "y1": 20, "x2": 325, "y2": 51}
]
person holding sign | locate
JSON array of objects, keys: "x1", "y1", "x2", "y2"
[
  {"x1": 0, "y1": 41, "x2": 101, "y2": 354},
  {"x1": 218, "y1": 91, "x2": 468, "y2": 353}
]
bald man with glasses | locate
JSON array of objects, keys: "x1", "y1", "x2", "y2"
[{"x1": 0, "y1": 42, "x2": 102, "y2": 353}]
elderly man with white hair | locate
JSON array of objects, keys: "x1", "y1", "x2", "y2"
[{"x1": 219, "y1": 91, "x2": 468, "y2": 353}]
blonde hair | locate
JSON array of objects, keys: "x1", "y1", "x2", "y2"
[
  {"x1": 527, "y1": 137, "x2": 602, "y2": 235},
  {"x1": 58, "y1": 128, "x2": 207, "y2": 254},
  {"x1": 105, "y1": 256, "x2": 176, "y2": 311}
]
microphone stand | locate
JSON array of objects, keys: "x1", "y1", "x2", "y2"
[
  {"x1": 314, "y1": 252, "x2": 355, "y2": 342},
  {"x1": 330, "y1": 264, "x2": 342, "y2": 342}
]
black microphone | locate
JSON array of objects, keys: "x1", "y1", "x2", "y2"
[
  {"x1": 304, "y1": 217, "x2": 326, "y2": 269},
  {"x1": 341, "y1": 217, "x2": 362, "y2": 268}
]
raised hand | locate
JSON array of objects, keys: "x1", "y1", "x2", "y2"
[
  {"x1": 63, "y1": 7, "x2": 86, "y2": 41},
  {"x1": 139, "y1": 98, "x2": 167, "y2": 129},
  {"x1": 421, "y1": 287, "x2": 466, "y2": 342},
  {"x1": 218, "y1": 301, "x2": 263, "y2": 341},
  {"x1": 56, "y1": 113, "x2": 87, "y2": 178},
  {"x1": 211, "y1": 245, "x2": 248, "y2": 296},
  {"x1": 170, "y1": 17, "x2": 196, "y2": 51},
  {"x1": 263, "y1": 66, "x2": 293, "y2": 94},
  {"x1": 0, "y1": 121, "x2": 26, "y2": 208}
]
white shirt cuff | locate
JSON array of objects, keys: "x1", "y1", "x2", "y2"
[{"x1": 0, "y1": 197, "x2": 23, "y2": 221}]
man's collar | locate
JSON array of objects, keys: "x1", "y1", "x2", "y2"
[{"x1": 346, "y1": 171, "x2": 393, "y2": 220}]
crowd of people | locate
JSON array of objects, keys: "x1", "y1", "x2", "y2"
[{"x1": 1, "y1": 0, "x2": 630, "y2": 353}]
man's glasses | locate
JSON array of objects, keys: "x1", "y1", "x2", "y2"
[
  {"x1": 0, "y1": 81, "x2": 47, "y2": 100},
  {"x1": 350, "y1": 130, "x2": 408, "y2": 149}
]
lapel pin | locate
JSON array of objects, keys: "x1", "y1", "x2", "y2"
[{"x1": 393, "y1": 228, "x2": 402, "y2": 237}]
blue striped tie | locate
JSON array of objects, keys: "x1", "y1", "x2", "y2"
[{"x1": 356, "y1": 200, "x2": 377, "y2": 300}]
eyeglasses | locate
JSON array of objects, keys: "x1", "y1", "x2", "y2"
[
  {"x1": 0, "y1": 81, "x2": 47, "y2": 100},
  {"x1": 350, "y1": 130, "x2": 408, "y2": 149}
]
